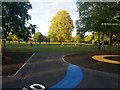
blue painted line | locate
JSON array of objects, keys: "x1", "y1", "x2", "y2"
[{"x1": 49, "y1": 64, "x2": 83, "y2": 89}]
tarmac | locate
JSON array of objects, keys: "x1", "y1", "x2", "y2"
[{"x1": 2, "y1": 52, "x2": 120, "y2": 89}]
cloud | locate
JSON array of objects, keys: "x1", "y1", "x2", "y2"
[
  {"x1": 30, "y1": 0, "x2": 77, "y2": 3},
  {"x1": 36, "y1": 23, "x2": 50, "y2": 36},
  {"x1": 29, "y1": 0, "x2": 78, "y2": 36},
  {"x1": 29, "y1": 0, "x2": 77, "y2": 14}
]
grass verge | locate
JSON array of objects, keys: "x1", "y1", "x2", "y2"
[{"x1": 5, "y1": 42, "x2": 120, "y2": 53}]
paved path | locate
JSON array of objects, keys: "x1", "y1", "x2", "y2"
[{"x1": 2, "y1": 52, "x2": 120, "y2": 89}]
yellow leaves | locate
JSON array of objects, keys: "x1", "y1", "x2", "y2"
[
  {"x1": 48, "y1": 10, "x2": 74, "y2": 42},
  {"x1": 84, "y1": 35, "x2": 92, "y2": 43}
]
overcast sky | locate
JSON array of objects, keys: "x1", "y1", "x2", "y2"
[{"x1": 28, "y1": 0, "x2": 78, "y2": 36}]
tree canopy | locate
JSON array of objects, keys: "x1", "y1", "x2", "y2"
[
  {"x1": 33, "y1": 32, "x2": 43, "y2": 43},
  {"x1": 48, "y1": 10, "x2": 74, "y2": 43},
  {"x1": 76, "y1": 1, "x2": 120, "y2": 47},
  {"x1": 2, "y1": 2, "x2": 37, "y2": 41}
]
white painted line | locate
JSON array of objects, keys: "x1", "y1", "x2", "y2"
[
  {"x1": 1, "y1": 53, "x2": 35, "y2": 77},
  {"x1": 13, "y1": 53, "x2": 35, "y2": 76},
  {"x1": 61, "y1": 53, "x2": 77, "y2": 64},
  {"x1": 0, "y1": 53, "x2": 35, "y2": 77},
  {"x1": 30, "y1": 84, "x2": 45, "y2": 90}
]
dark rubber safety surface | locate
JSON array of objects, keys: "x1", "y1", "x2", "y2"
[
  {"x1": 105, "y1": 56, "x2": 120, "y2": 61},
  {"x1": 64, "y1": 52, "x2": 120, "y2": 88},
  {"x1": 1, "y1": 52, "x2": 120, "y2": 89},
  {"x1": 64, "y1": 52, "x2": 120, "y2": 74}
]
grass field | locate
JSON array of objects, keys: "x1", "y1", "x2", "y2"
[{"x1": 4, "y1": 41, "x2": 120, "y2": 53}]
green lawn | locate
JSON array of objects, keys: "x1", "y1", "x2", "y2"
[{"x1": 4, "y1": 41, "x2": 120, "y2": 53}]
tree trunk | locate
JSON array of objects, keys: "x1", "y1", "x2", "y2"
[
  {"x1": 109, "y1": 34, "x2": 113, "y2": 46},
  {"x1": 98, "y1": 31, "x2": 101, "y2": 50},
  {"x1": 9, "y1": 39, "x2": 11, "y2": 44},
  {"x1": 18, "y1": 39, "x2": 20, "y2": 44},
  {"x1": 39, "y1": 41, "x2": 41, "y2": 44},
  {"x1": 60, "y1": 41, "x2": 62, "y2": 45},
  {"x1": 106, "y1": 32, "x2": 113, "y2": 46},
  {"x1": 2, "y1": 39, "x2": 6, "y2": 54},
  {"x1": 101, "y1": 32, "x2": 105, "y2": 50}
]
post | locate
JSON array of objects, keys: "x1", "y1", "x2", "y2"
[{"x1": 2, "y1": 38, "x2": 6, "y2": 60}]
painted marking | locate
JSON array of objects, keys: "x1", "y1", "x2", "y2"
[
  {"x1": 92, "y1": 55, "x2": 120, "y2": 65},
  {"x1": 1, "y1": 53, "x2": 35, "y2": 77},
  {"x1": 22, "y1": 84, "x2": 45, "y2": 90},
  {"x1": 50, "y1": 64, "x2": 83, "y2": 88},
  {"x1": 22, "y1": 87, "x2": 28, "y2": 90},
  {"x1": 13, "y1": 53, "x2": 35, "y2": 76},
  {"x1": 30, "y1": 84, "x2": 45, "y2": 90}
]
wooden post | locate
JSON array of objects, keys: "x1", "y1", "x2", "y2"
[{"x1": 2, "y1": 39, "x2": 6, "y2": 60}]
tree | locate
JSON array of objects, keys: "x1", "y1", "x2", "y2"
[
  {"x1": 76, "y1": 1, "x2": 120, "y2": 49},
  {"x1": 33, "y1": 32, "x2": 43, "y2": 44},
  {"x1": 0, "y1": 2, "x2": 1, "y2": 27},
  {"x1": 48, "y1": 10, "x2": 74, "y2": 44},
  {"x1": 84, "y1": 35, "x2": 92, "y2": 43},
  {"x1": 75, "y1": 34, "x2": 84, "y2": 43},
  {"x1": 42, "y1": 36, "x2": 49, "y2": 42},
  {"x1": 7, "y1": 33, "x2": 18, "y2": 43},
  {"x1": 2, "y1": 2, "x2": 37, "y2": 42}
]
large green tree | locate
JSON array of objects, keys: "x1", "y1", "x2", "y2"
[
  {"x1": 2, "y1": 2, "x2": 37, "y2": 42},
  {"x1": 48, "y1": 10, "x2": 74, "y2": 44},
  {"x1": 33, "y1": 32, "x2": 43, "y2": 44},
  {"x1": 76, "y1": 1, "x2": 120, "y2": 49}
]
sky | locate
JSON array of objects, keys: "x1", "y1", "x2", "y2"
[{"x1": 28, "y1": 0, "x2": 78, "y2": 36}]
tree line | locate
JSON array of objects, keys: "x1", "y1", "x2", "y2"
[{"x1": 2, "y1": 1, "x2": 120, "y2": 48}]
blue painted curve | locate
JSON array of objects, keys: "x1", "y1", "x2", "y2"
[{"x1": 49, "y1": 64, "x2": 83, "y2": 89}]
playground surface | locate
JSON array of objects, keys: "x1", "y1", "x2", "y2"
[{"x1": 1, "y1": 52, "x2": 120, "y2": 89}]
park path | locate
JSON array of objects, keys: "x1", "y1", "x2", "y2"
[{"x1": 2, "y1": 52, "x2": 120, "y2": 89}]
